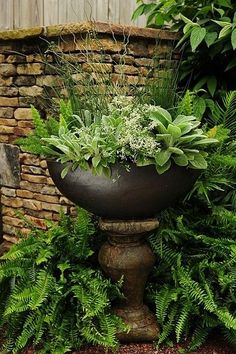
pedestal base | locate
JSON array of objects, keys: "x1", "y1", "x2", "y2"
[
  {"x1": 99, "y1": 219, "x2": 160, "y2": 343},
  {"x1": 116, "y1": 305, "x2": 159, "y2": 342}
]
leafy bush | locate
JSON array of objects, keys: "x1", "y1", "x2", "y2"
[
  {"x1": 147, "y1": 91, "x2": 236, "y2": 351},
  {"x1": 133, "y1": 0, "x2": 236, "y2": 98},
  {"x1": 0, "y1": 209, "x2": 126, "y2": 354}
]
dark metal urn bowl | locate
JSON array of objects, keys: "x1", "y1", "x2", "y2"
[
  {"x1": 47, "y1": 160, "x2": 199, "y2": 342},
  {"x1": 47, "y1": 161, "x2": 199, "y2": 220}
]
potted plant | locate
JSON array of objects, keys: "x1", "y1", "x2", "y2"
[{"x1": 17, "y1": 55, "x2": 218, "y2": 341}]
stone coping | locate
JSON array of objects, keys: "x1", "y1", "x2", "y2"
[{"x1": 0, "y1": 21, "x2": 179, "y2": 41}]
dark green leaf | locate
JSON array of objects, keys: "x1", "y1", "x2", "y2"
[
  {"x1": 231, "y1": 28, "x2": 236, "y2": 49},
  {"x1": 207, "y1": 76, "x2": 217, "y2": 97},
  {"x1": 131, "y1": 4, "x2": 146, "y2": 20},
  {"x1": 225, "y1": 58, "x2": 236, "y2": 71},
  {"x1": 190, "y1": 27, "x2": 207, "y2": 52},
  {"x1": 205, "y1": 32, "x2": 218, "y2": 47}
]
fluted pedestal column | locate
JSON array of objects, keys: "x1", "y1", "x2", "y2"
[{"x1": 98, "y1": 219, "x2": 159, "y2": 342}]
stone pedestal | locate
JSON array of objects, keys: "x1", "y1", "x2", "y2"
[{"x1": 98, "y1": 219, "x2": 159, "y2": 342}]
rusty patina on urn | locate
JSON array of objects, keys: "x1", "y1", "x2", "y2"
[{"x1": 48, "y1": 161, "x2": 199, "y2": 342}]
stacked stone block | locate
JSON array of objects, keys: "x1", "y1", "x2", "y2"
[{"x1": 0, "y1": 22, "x2": 179, "y2": 244}]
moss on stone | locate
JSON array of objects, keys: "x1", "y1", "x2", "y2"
[{"x1": 0, "y1": 27, "x2": 44, "y2": 41}]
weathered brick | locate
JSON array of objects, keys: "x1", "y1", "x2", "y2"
[
  {"x1": 0, "y1": 64, "x2": 16, "y2": 76},
  {"x1": 17, "y1": 63, "x2": 44, "y2": 75},
  {"x1": 111, "y1": 74, "x2": 145, "y2": 86},
  {"x1": 3, "y1": 234, "x2": 18, "y2": 244},
  {"x1": 82, "y1": 63, "x2": 113, "y2": 73},
  {"x1": 0, "y1": 118, "x2": 17, "y2": 126},
  {"x1": 21, "y1": 174, "x2": 48, "y2": 184},
  {"x1": 112, "y1": 55, "x2": 135, "y2": 65},
  {"x1": 0, "y1": 97, "x2": 19, "y2": 107},
  {"x1": 19, "y1": 180, "x2": 44, "y2": 192},
  {"x1": 36, "y1": 75, "x2": 63, "y2": 87},
  {"x1": 0, "y1": 54, "x2": 5, "y2": 63},
  {"x1": 14, "y1": 108, "x2": 32, "y2": 120},
  {"x1": 2, "y1": 216, "x2": 24, "y2": 228},
  {"x1": 135, "y1": 58, "x2": 153, "y2": 67},
  {"x1": 0, "y1": 107, "x2": 14, "y2": 118},
  {"x1": 22, "y1": 198, "x2": 42, "y2": 211},
  {"x1": 3, "y1": 224, "x2": 20, "y2": 236},
  {"x1": 41, "y1": 185, "x2": 60, "y2": 195},
  {"x1": 14, "y1": 76, "x2": 36, "y2": 86},
  {"x1": 16, "y1": 189, "x2": 34, "y2": 198},
  {"x1": 42, "y1": 202, "x2": 67, "y2": 213},
  {"x1": 19, "y1": 97, "x2": 36, "y2": 107},
  {"x1": 40, "y1": 160, "x2": 47, "y2": 168},
  {"x1": 25, "y1": 209, "x2": 53, "y2": 219},
  {"x1": 60, "y1": 37, "x2": 124, "y2": 53},
  {"x1": 26, "y1": 215, "x2": 47, "y2": 229},
  {"x1": 0, "y1": 87, "x2": 18, "y2": 96},
  {"x1": 2, "y1": 206, "x2": 19, "y2": 217},
  {"x1": 127, "y1": 41, "x2": 149, "y2": 57},
  {"x1": 0, "y1": 126, "x2": 15, "y2": 134},
  {"x1": 21, "y1": 165, "x2": 46, "y2": 175},
  {"x1": 34, "y1": 194, "x2": 59, "y2": 203},
  {"x1": 6, "y1": 54, "x2": 26, "y2": 63},
  {"x1": 13, "y1": 126, "x2": 31, "y2": 136},
  {"x1": 1, "y1": 187, "x2": 16, "y2": 197},
  {"x1": 19, "y1": 86, "x2": 44, "y2": 97},
  {"x1": 20, "y1": 153, "x2": 40, "y2": 165},
  {"x1": 59, "y1": 196, "x2": 73, "y2": 205},
  {"x1": 47, "y1": 177, "x2": 56, "y2": 186},
  {"x1": 18, "y1": 120, "x2": 34, "y2": 128},
  {"x1": 0, "y1": 77, "x2": 13, "y2": 86},
  {"x1": 1, "y1": 195, "x2": 23, "y2": 208},
  {"x1": 114, "y1": 65, "x2": 139, "y2": 75},
  {"x1": 0, "y1": 135, "x2": 9, "y2": 143}
]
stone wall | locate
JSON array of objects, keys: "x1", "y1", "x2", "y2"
[{"x1": 0, "y1": 21, "x2": 179, "y2": 244}]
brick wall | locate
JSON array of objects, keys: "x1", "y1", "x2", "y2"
[{"x1": 0, "y1": 21, "x2": 179, "y2": 244}]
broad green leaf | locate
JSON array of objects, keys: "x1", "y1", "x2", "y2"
[
  {"x1": 205, "y1": 32, "x2": 218, "y2": 47},
  {"x1": 173, "y1": 155, "x2": 188, "y2": 167},
  {"x1": 190, "y1": 27, "x2": 206, "y2": 52},
  {"x1": 219, "y1": 25, "x2": 232, "y2": 39},
  {"x1": 92, "y1": 155, "x2": 101, "y2": 168},
  {"x1": 207, "y1": 76, "x2": 217, "y2": 97},
  {"x1": 212, "y1": 20, "x2": 232, "y2": 27},
  {"x1": 168, "y1": 147, "x2": 184, "y2": 155},
  {"x1": 231, "y1": 28, "x2": 236, "y2": 49},
  {"x1": 61, "y1": 165, "x2": 71, "y2": 179},
  {"x1": 150, "y1": 107, "x2": 172, "y2": 125},
  {"x1": 167, "y1": 124, "x2": 182, "y2": 139},
  {"x1": 155, "y1": 160, "x2": 171, "y2": 174},
  {"x1": 217, "y1": 0, "x2": 232, "y2": 8},
  {"x1": 155, "y1": 150, "x2": 171, "y2": 167},
  {"x1": 193, "y1": 97, "x2": 206, "y2": 119},
  {"x1": 193, "y1": 76, "x2": 208, "y2": 91},
  {"x1": 189, "y1": 155, "x2": 208, "y2": 169},
  {"x1": 131, "y1": 4, "x2": 146, "y2": 20},
  {"x1": 192, "y1": 138, "x2": 218, "y2": 146},
  {"x1": 155, "y1": 13, "x2": 164, "y2": 26},
  {"x1": 180, "y1": 14, "x2": 196, "y2": 25}
]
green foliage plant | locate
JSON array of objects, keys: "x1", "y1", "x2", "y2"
[
  {"x1": 133, "y1": 0, "x2": 236, "y2": 98},
  {"x1": 0, "y1": 209, "x2": 127, "y2": 353},
  {"x1": 17, "y1": 93, "x2": 217, "y2": 177},
  {"x1": 147, "y1": 91, "x2": 236, "y2": 351}
]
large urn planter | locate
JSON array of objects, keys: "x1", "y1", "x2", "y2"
[{"x1": 47, "y1": 161, "x2": 199, "y2": 342}]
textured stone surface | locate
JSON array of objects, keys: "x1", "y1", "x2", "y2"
[{"x1": 0, "y1": 144, "x2": 20, "y2": 187}]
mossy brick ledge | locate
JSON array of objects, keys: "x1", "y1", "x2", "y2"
[
  {"x1": 0, "y1": 21, "x2": 180, "y2": 245},
  {"x1": 0, "y1": 21, "x2": 179, "y2": 41}
]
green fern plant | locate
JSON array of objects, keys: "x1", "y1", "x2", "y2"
[
  {"x1": 0, "y1": 209, "x2": 127, "y2": 354},
  {"x1": 147, "y1": 91, "x2": 236, "y2": 352}
]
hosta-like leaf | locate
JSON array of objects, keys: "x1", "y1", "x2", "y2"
[
  {"x1": 155, "y1": 150, "x2": 171, "y2": 167},
  {"x1": 155, "y1": 160, "x2": 171, "y2": 174},
  {"x1": 173, "y1": 155, "x2": 189, "y2": 167},
  {"x1": 189, "y1": 155, "x2": 208, "y2": 169},
  {"x1": 150, "y1": 107, "x2": 172, "y2": 126},
  {"x1": 167, "y1": 124, "x2": 182, "y2": 139}
]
